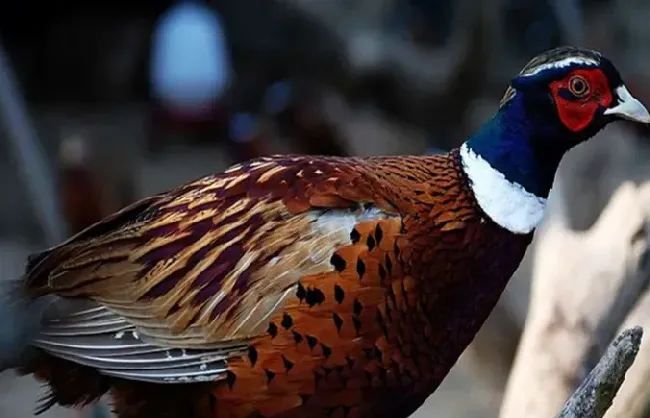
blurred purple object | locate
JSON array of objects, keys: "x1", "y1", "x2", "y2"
[
  {"x1": 263, "y1": 81, "x2": 293, "y2": 115},
  {"x1": 229, "y1": 113, "x2": 259, "y2": 144}
]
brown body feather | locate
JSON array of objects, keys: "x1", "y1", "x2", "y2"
[{"x1": 20, "y1": 150, "x2": 532, "y2": 418}]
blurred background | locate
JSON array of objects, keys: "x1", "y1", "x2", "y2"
[{"x1": 2, "y1": 0, "x2": 650, "y2": 417}]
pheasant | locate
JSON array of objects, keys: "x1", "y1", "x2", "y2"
[{"x1": 10, "y1": 47, "x2": 650, "y2": 418}]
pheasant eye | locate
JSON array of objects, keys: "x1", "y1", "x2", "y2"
[{"x1": 568, "y1": 75, "x2": 589, "y2": 97}]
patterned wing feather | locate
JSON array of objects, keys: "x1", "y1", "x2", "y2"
[
  {"x1": 31, "y1": 299, "x2": 236, "y2": 384},
  {"x1": 22, "y1": 155, "x2": 403, "y2": 385}
]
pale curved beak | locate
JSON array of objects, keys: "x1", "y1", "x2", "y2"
[{"x1": 604, "y1": 85, "x2": 650, "y2": 123}]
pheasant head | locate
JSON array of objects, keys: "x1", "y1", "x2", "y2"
[{"x1": 462, "y1": 46, "x2": 649, "y2": 234}]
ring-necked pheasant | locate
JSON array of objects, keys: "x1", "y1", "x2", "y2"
[{"x1": 9, "y1": 47, "x2": 650, "y2": 418}]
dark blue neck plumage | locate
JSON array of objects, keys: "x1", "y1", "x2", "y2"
[{"x1": 464, "y1": 93, "x2": 569, "y2": 198}]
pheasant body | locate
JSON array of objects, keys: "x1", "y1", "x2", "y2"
[
  {"x1": 207, "y1": 152, "x2": 533, "y2": 418},
  {"x1": 13, "y1": 46, "x2": 650, "y2": 417},
  {"x1": 21, "y1": 152, "x2": 528, "y2": 417}
]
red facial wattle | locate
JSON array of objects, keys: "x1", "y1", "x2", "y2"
[{"x1": 549, "y1": 69, "x2": 613, "y2": 132}]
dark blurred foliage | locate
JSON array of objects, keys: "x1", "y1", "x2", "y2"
[
  {"x1": 0, "y1": 1, "x2": 174, "y2": 103},
  {"x1": 0, "y1": 0, "x2": 598, "y2": 153},
  {"x1": 398, "y1": 0, "x2": 455, "y2": 46},
  {"x1": 503, "y1": 1, "x2": 563, "y2": 54},
  {"x1": 0, "y1": 0, "x2": 345, "y2": 106}
]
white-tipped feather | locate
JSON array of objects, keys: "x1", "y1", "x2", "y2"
[{"x1": 33, "y1": 298, "x2": 237, "y2": 384}]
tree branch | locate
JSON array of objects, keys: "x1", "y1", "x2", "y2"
[
  {"x1": 555, "y1": 326, "x2": 643, "y2": 418},
  {"x1": 600, "y1": 288, "x2": 650, "y2": 418}
]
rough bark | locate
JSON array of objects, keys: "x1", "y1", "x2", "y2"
[
  {"x1": 602, "y1": 291, "x2": 650, "y2": 418},
  {"x1": 555, "y1": 327, "x2": 643, "y2": 418}
]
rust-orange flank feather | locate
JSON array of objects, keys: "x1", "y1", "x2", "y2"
[{"x1": 20, "y1": 151, "x2": 532, "y2": 418}]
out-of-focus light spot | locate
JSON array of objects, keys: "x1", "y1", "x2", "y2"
[
  {"x1": 263, "y1": 81, "x2": 293, "y2": 115},
  {"x1": 150, "y1": 1, "x2": 231, "y2": 111},
  {"x1": 229, "y1": 113, "x2": 259, "y2": 144}
]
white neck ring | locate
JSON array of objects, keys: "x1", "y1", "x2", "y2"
[{"x1": 459, "y1": 143, "x2": 547, "y2": 234}]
